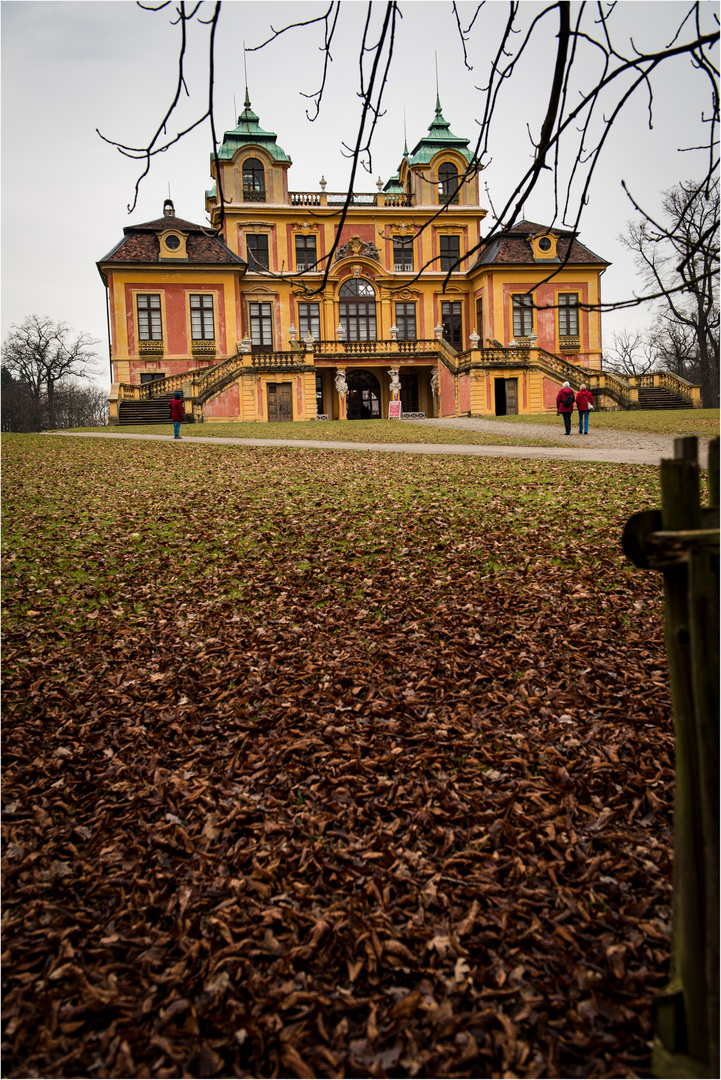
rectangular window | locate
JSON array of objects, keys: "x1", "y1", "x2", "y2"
[
  {"x1": 439, "y1": 235, "x2": 461, "y2": 272},
  {"x1": 395, "y1": 302, "x2": 417, "y2": 340},
  {"x1": 295, "y1": 235, "x2": 317, "y2": 271},
  {"x1": 139, "y1": 372, "x2": 165, "y2": 384},
  {"x1": 441, "y1": 301, "x2": 463, "y2": 349},
  {"x1": 558, "y1": 293, "x2": 579, "y2": 336},
  {"x1": 190, "y1": 294, "x2": 215, "y2": 340},
  {"x1": 316, "y1": 374, "x2": 324, "y2": 414},
  {"x1": 393, "y1": 237, "x2": 414, "y2": 272},
  {"x1": 249, "y1": 302, "x2": 273, "y2": 352},
  {"x1": 247, "y1": 234, "x2": 269, "y2": 271},
  {"x1": 298, "y1": 302, "x2": 320, "y2": 341},
  {"x1": 512, "y1": 294, "x2": 534, "y2": 337},
  {"x1": 475, "y1": 297, "x2": 484, "y2": 342},
  {"x1": 137, "y1": 294, "x2": 162, "y2": 340}
]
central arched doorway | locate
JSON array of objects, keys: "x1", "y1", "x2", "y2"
[{"x1": 346, "y1": 369, "x2": 381, "y2": 419}]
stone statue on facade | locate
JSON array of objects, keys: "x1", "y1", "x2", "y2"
[
  {"x1": 335, "y1": 370, "x2": 349, "y2": 396},
  {"x1": 430, "y1": 370, "x2": 440, "y2": 397},
  {"x1": 388, "y1": 368, "x2": 401, "y2": 400}
]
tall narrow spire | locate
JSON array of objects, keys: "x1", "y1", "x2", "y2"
[
  {"x1": 403, "y1": 109, "x2": 408, "y2": 157},
  {"x1": 435, "y1": 52, "x2": 441, "y2": 114},
  {"x1": 242, "y1": 41, "x2": 251, "y2": 115}
]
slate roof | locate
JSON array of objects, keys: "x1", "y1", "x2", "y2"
[
  {"x1": 98, "y1": 211, "x2": 246, "y2": 266},
  {"x1": 472, "y1": 220, "x2": 609, "y2": 268}
]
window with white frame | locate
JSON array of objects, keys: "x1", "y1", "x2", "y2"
[
  {"x1": 558, "y1": 293, "x2": 579, "y2": 337},
  {"x1": 512, "y1": 294, "x2": 534, "y2": 337},
  {"x1": 137, "y1": 295, "x2": 162, "y2": 340},
  {"x1": 393, "y1": 236, "x2": 414, "y2": 271},
  {"x1": 298, "y1": 302, "x2": 320, "y2": 341},
  {"x1": 190, "y1": 294, "x2": 215, "y2": 339},
  {"x1": 295, "y1": 235, "x2": 317, "y2": 271},
  {"x1": 439, "y1": 235, "x2": 461, "y2": 272},
  {"x1": 247, "y1": 234, "x2": 270, "y2": 271},
  {"x1": 395, "y1": 302, "x2": 417, "y2": 340},
  {"x1": 249, "y1": 302, "x2": 273, "y2": 352}
]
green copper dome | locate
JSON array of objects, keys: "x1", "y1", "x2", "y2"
[
  {"x1": 213, "y1": 91, "x2": 291, "y2": 164},
  {"x1": 406, "y1": 96, "x2": 475, "y2": 166}
]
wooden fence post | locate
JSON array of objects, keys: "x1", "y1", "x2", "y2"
[{"x1": 622, "y1": 436, "x2": 719, "y2": 1079}]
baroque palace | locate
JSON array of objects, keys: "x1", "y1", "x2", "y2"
[{"x1": 99, "y1": 93, "x2": 699, "y2": 425}]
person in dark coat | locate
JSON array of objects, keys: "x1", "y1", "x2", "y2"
[
  {"x1": 169, "y1": 391, "x2": 184, "y2": 439},
  {"x1": 576, "y1": 384, "x2": 594, "y2": 434},
  {"x1": 556, "y1": 381, "x2": 575, "y2": 435}
]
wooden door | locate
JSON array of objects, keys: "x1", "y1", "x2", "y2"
[
  {"x1": 505, "y1": 378, "x2": 518, "y2": 415},
  {"x1": 267, "y1": 382, "x2": 293, "y2": 422}
]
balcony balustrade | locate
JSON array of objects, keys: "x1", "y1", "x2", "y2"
[{"x1": 289, "y1": 191, "x2": 414, "y2": 208}]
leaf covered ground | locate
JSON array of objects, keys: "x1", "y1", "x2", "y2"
[{"x1": 2, "y1": 435, "x2": 676, "y2": 1079}]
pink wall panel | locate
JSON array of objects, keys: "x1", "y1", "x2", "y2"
[
  {"x1": 204, "y1": 383, "x2": 240, "y2": 418},
  {"x1": 440, "y1": 363, "x2": 456, "y2": 416},
  {"x1": 459, "y1": 372, "x2": 470, "y2": 414},
  {"x1": 543, "y1": 377, "x2": 561, "y2": 409}
]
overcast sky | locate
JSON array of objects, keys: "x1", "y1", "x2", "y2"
[{"x1": 2, "y1": 0, "x2": 716, "y2": 390}]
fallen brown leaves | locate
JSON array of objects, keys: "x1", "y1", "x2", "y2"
[{"x1": 1, "y1": 436, "x2": 675, "y2": 1078}]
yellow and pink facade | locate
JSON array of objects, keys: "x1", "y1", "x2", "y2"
[{"x1": 100, "y1": 92, "x2": 683, "y2": 424}]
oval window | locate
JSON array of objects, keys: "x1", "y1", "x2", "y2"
[
  {"x1": 165, "y1": 235, "x2": 181, "y2": 250},
  {"x1": 538, "y1": 237, "x2": 552, "y2": 251}
]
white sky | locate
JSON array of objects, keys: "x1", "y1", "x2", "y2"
[{"x1": 2, "y1": 0, "x2": 717, "y2": 390}]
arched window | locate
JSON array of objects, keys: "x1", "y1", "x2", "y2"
[
  {"x1": 438, "y1": 162, "x2": 459, "y2": 204},
  {"x1": 242, "y1": 158, "x2": 265, "y2": 202},
  {"x1": 339, "y1": 279, "x2": 377, "y2": 341}
]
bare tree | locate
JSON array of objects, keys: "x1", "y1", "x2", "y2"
[
  {"x1": 647, "y1": 319, "x2": 701, "y2": 382},
  {"x1": 101, "y1": 2, "x2": 719, "y2": 306},
  {"x1": 0, "y1": 367, "x2": 44, "y2": 433},
  {"x1": 2, "y1": 316, "x2": 101, "y2": 428},
  {"x1": 621, "y1": 178, "x2": 720, "y2": 405},
  {"x1": 603, "y1": 328, "x2": 658, "y2": 378},
  {"x1": 53, "y1": 380, "x2": 110, "y2": 429}
]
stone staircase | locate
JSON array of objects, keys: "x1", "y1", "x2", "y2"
[
  {"x1": 118, "y1": 395, "x2": 176, "y2": 425},
  {"x1": 638, "y1": 386, "x2": 693, "y2": 410}
]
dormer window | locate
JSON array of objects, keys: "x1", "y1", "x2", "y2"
[
  {"x1": 243, "y1": 158, "x2": 265, "y2": 202},
  {"x1": 529, "y1": 232, "x2": 559, "y2": 261},
  {"x1": 439, "y1": 162, "x2": 459, "y2": 204},
  {"x1": 159, "y1": 229, "x2": 188, "y2": 259}
]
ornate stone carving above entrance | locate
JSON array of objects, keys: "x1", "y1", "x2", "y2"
[{"x1": 334, "y1": 236, "x2": 380, "y2": 262}]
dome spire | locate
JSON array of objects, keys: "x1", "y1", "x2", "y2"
[{"x1": 435, "y1": 51, "x2": 442, "y2": 115}]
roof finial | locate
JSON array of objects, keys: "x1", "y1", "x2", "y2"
[
  {"x1": 403, "y1": 109, "x2": 408, "y2": 156},
  {"x1": 243, "y1": 41, "x2": 250, "y2": 109},
  {"x1": 435, "y1": 51, "x2": 441, "y2": 114}
]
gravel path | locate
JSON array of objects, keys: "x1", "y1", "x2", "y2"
[
  {"x1": 44, "y1": 427, "x2": 712, "y2": 467},
  {"x1": 405, "y1": 415, "x2": 711, "y2": 459}
]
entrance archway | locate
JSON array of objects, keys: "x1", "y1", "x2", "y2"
[{"x1": 346, "y1": 369, "x2": 381, "y2": 419}]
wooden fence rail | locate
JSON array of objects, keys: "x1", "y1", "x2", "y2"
[{"x1": 623, "y1": 436, "x2": 719, "y2": 1078}]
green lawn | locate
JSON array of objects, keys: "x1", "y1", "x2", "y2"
[{"x1": 2, "y1": 433, "x2": 680, "y2": 1078}]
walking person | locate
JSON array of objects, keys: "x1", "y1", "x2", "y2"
[
  {"x1": 576, "y1": 383, "x2": 594, "y2": 434},
  {"x1": 169, "y1": 391, "x2": 184, "y2": 439},
  {"x1": 556, "y1": 381, "x2": 575, "y2": 435}
]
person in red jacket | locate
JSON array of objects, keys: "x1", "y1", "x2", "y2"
[
  {"x1": 576, "y1": 384, "x2": 594, "y2": 434},
  {"x1": 556, "y1": 381, "x2": 575, "y2": 435},
  {"x1": 168, "y1": 391, "x2": 184, "y2": 439}
]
